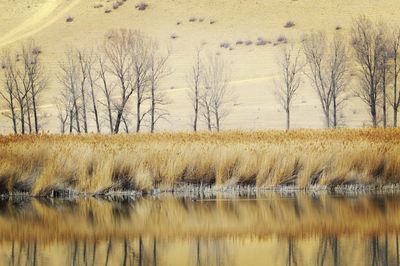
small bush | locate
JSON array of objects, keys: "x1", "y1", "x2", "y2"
[
  {"x1": 245, "y1": 40, "x2": 252, "y2": 46},
  {"x1": 256, "y1": 37, "x2": 267, "y2": 46},
  {"x1": 210, "y1": 19, "x2": 216, "y2": 24},
  {"x1": 277, "y1": 35, "x2": 287, "y2": 43},
  {"x1": 284, "y1": 21, "x2": 295, "y2": 28},
  {"x1": 336, "y1": 25, "x2": 342, "y2": 30},
  {"x1": 105, "y1": 8, "x2": 112, "y2": 13},
  {"x1": 94, "y1": 4, "x2": 103, "y2": 8},
  {"x1": 170, "y1": 33, "x2": 178, "y2": 39},
  {"x1": 176, "y1": 21, "x2": 181, "y2": 25},
  {"x1": 199, "y1": 17, "x2": 205, "y2": 22},
  {"x1": 236, "y1": 40, "x2": 243, "y2": 45},
  {"x1": 220, "y1": 42, "x2": 230, "y2": 49},
  {"x1": 112, "y1": 2, "x2": 120, "y2": 9},
  {"x1": 66, "y1": 16, "x2": 74, "y2": 23},
  {"x1": 135, "y1": 2, "x2": 148, "y2": 10},
  {"x1": 189, "y1": 17, "x2": 197, "y2": 22}
]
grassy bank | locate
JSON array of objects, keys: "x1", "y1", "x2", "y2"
[{"x1": 0, "y1": 129, "x2": 399, "y2": 196}]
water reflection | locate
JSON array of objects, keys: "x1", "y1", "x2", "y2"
[{"x1": 0, "y1": 193, "x2": 399, "y2": 265}]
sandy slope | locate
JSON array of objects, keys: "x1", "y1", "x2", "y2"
[
  {"x1": 0, "y1": 0, "x2": 399, "y2": 133},
  {"x1": 0, "y1": 0, "x2": 81, "y2": 47}
]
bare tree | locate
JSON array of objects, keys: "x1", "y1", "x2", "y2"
[
  {"x1": 389, "y1": 28, "x2": 400, "y2": 127},
  {"x1": 276, "y1": 46, "x2": 303, "y2": 130},
  {"x1": 329, "y1": 34, "x2": 351, "y2": 128},
  {"x1": 187, "y1": 48, "x2": 202, "y2": 132},
  {"x1": 76, "y1": 49, "x2": 89, "y2": 133},
  {"x1": 199, "y1": 84, "x2": 213, "y2": 131},
  {"x1": 0, "y1": 51, "x2": 18, "y2": 134},
  {"x1": 58, "y1": 49, "x2": 81, "y2": 133},
  {"x1": 56, "y1": 100, "x2": 70, "y2": 134},
  {"x1": 303, "y1": 32, "x2": 350, "y2": 128},
  {"x1": 202, "y1": 54, "x2": 232, "y2": 132},
  {"x1": 351, "y1": 16, "x2": 386, "y2": 128},
  {"x1": 148, "y1": 41, "x2": 170, "y2": 133},
  {"x1": 84, "y1": 48, "x2": 101, "y2": 133},
  {"x1": 103, "y1": 29, "x2": 135, "y2": 134},
  {"x1": 97, "y1": 54, "x2": 115, "y2": 133},
  {"x1": 303, "y1": 32, "x2": 332, "y2": 128},
  {"x1": 131, "y1": 32, "x2": 151, "y2": 133},
  {"x1": 20, "y1": 41, "x2": 47, "y2": 134}
]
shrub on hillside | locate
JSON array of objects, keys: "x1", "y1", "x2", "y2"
[
  {"x1": 220, "y1": 42, "x2": 230, "y2": 49},
  {"x1": 284, "y1": 21, "x2": 295, "y2": 28},
  {"x1": 135, "y1": 2, "x2": 148, "y2": 10},
  {"x1": 66, "y1": 16, "x2": 74, "y2": 22}
]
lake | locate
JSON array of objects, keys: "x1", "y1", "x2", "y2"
[{"x1": 0, "y1": 192, "x2": 399, "y2": 265}]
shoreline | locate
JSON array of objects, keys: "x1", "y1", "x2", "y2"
[{"x1": 3, "y1": 183, "x2": 400, "y2": 200}]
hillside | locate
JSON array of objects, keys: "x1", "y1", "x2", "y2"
[{"x1": 0, "y1": 0, "x2": 399, "y2": 133}]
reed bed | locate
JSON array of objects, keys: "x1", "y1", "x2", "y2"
[{"x1": 0, "y1": 129, "x2": 399, "y2": 196}]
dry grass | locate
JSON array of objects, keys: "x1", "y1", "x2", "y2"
[{"x1": 0, "y1": 129, "x2": 399, "y2": 196}]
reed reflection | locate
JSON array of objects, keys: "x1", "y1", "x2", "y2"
[{"x1": 0, "y1": 194, "x2": 398, "y2": 265}]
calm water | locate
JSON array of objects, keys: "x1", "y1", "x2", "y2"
[{"x1": 0, "y1": 193, "x2": 400, "y2": 265}]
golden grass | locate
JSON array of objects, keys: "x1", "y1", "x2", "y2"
[{"x1": 0, "y1": 129, "x2": 399, "y2": 196}]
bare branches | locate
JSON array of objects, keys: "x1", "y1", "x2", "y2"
[
  {"x1": 202, "y1": 54, "x2": 232, "y2": 132},
  {"x1": 351, "y1": 16, "x2": 386, "y2": 127},
  {"x1": 148, "y1": 40, "x2": 171, "y2": 133},
  {"x1": 187, "y1": 48, "x2": 203, "y2": 132},
  {"x1": 0, "y1": 40, "x2": 46, "y2": 134},
  {"x1": 103, "y1": 29, "x2": 135, "y2": 133},
  {"x1": 276, "y1": 46, "x2": 304, "y2": 130},
  {"x1": 303, "y1": 32, "x2": 350, "y2": 128}
]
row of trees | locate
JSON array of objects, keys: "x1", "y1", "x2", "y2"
[
  {"x1": 2, "y1": 16, "x2": 400, "y2": 134},
  {"x1": 0, "y1": 29, "x2": 233, "y2": 134},
  {"x1": 278, "y1": 16, "x2": 400, "y2": 130},
  {"x1": 0, "y1": 41, "x2": 46, "y2": 134},
  {"x1": 57, "y1": 29, "x2": 170, "y2": 134}
]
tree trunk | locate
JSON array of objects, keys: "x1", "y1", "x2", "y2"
[
  {"x1": 215, "y1": 109, "x2": 220, "y2": 132},
  {"x1": 333, "y1": 95, "x2": 337, "y2": 128},
  {"x1": 114, "y1": 110, "x2": 123, "y2": 134},
  {"x1": 325, "y1": 103, "x2": 330, "y2": 128},
  {"x1": 206, "y1": 105, "x2": 212, "y2": 131},
  {"x1": 286, "y1": 108, "x2": 290, "y2": 131},
  {"x1": 107, "y1": 98, "x2": 113, "y2": 134},
  {"x1": 150, "y1": 86, "x2": 155, "y2": 133},
  {"x1": 193, "y1": 88, "x2": 198, "y2": 132},
  {"x1": 32, "y1": 89, "x2": 39, "y2": 133},
  {"x1": 26, "y1": 98, "x2": 32, "y2": 134},
  {"x1": 371, "y1": 104, "x2": 377, "y2": 128},
  {"x1": 136, "y1": 88, "x2": 142, "y2": 133},
  {"x1": 90, "y1": 85, "x2": 100, "y2": 133},
  {"x1": 81, "y1": 87, "x2": 88, "y2": 133},
  {"x1": 395, "y1": 107, "x2": 398, "y2": 128},
  {"x1": 383, "y1": 68, "x2": 387, "y2": 128},
  {"x1": 69, "y1": 109, "x2": 73, "y2": 134},
  {"x1": 19, "y1": 102, "x2": 25, "y2": 134}
]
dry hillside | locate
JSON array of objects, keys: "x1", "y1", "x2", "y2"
[{"x1": 0, "y1": 0, "x2": 399, "y2": 133}]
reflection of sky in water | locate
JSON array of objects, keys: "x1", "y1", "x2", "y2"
[{"x1": 0, "y1": 194, "x2": 398, "y2": 265}]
